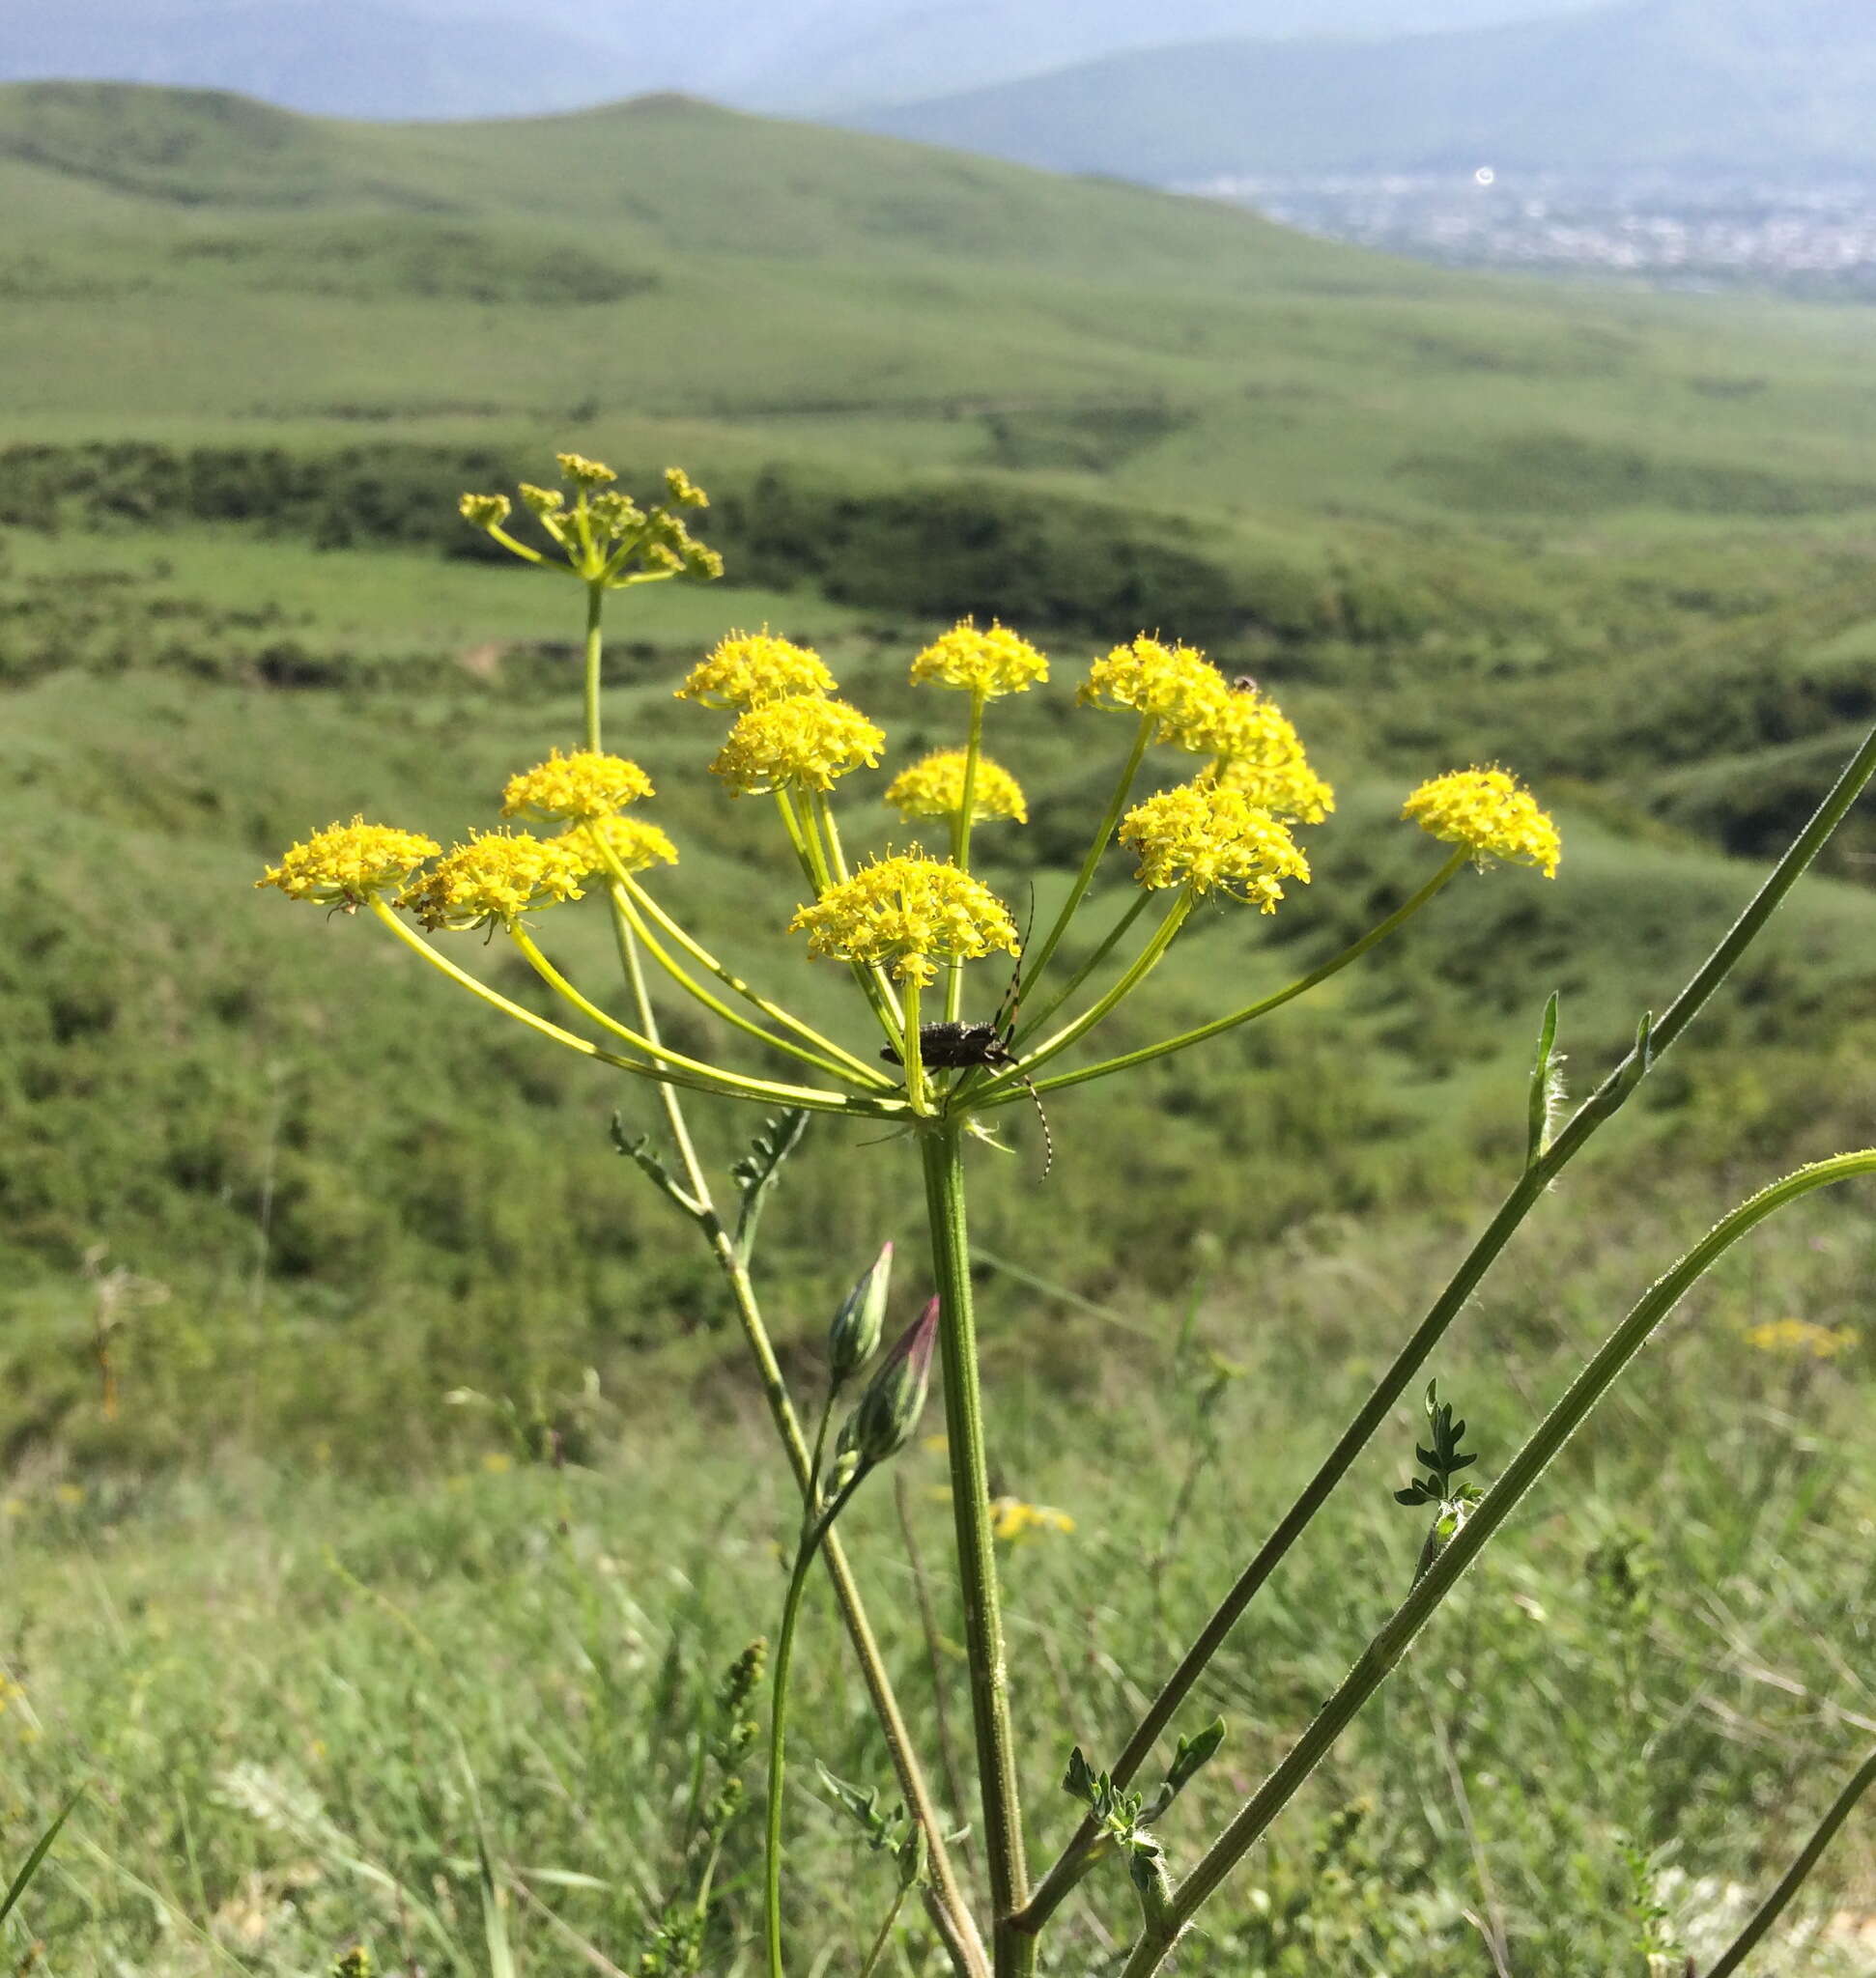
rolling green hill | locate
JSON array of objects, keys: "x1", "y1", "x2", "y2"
[{"x1": 7, "y1": 82, "x2": 1876, "y2": 1463}]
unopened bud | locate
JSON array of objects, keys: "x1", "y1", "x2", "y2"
[
  {"x1": 839, "y1": 1297, "x2": 939, "y2": 1470},
  {"x1": 458, "y1": 492, "x2": 511, "y2": 530},
  {"x1": 828, "y1": 1242, "x2": 893, "y2": 1387},
  {"x1": 556, "y1": 451, "x2": 616, "y2": 487}
]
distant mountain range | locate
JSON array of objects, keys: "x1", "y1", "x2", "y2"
[
  {"x1": 0, "y1": 0, "x2": 1596, "y2": 122},
  {"x1": 854, "y1": 0, "x2": 1876, "y2": 180}
]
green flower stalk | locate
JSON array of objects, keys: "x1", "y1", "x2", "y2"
[{"x1": 258, "y1": 448, "x2": 1876, "y2": 1978}]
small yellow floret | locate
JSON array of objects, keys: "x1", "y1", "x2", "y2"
[
  {"x1": 1120, "y1": 782, "x2": 1311, "y2": 909},
  {"x1": 711, "y1": 697, "x2": 886, "y2": 794},
  {"x1": 1745, "y1": 1318, "x2": 1856, "y2": 1360},
  {"x1": 1404, "y1": 768, "x2": 1560, "y2": 878},
  {"x1": 677, "y1": 632, "x2": 838, "y2": 710},
  {"x1": 559, "y1": 814, "x2": 679, "y2": 876},
  {"x1": 501, "y1": 749, "x2": 654, "y2": 822},
  {"x1": 788, "y1": 851, "x2": 1018, "y2": 986},
  {"x1": 989, "y1": 1497, "x2": 1076, "y2": 1543},
  {"x1": 1078, "y1": 636, "x2": 1228, "y2": 750},
  {"x1": 884, "y1": 749, "x2": 1028, "y2": 825},
  {"x1": 556, "y1": 452, "x2": 616, "y2": 487},
  {"x1": 664, "y1": 466, "x2": 709, "y2": 509},
  {"x1": 256, "y1": 818, "x2": 440, "y2": 909},
  {"x1": 909, "y1": 619, "x2": 1049, "y2": 698},
  {"x1": 401, "y1": 830, "x2": 588, "y2": 930}
]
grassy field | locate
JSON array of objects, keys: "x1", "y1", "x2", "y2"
[{"x1": 5, "y1": 77, "x2": 1876, "y2": 1977}]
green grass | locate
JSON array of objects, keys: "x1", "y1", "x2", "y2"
[{"x1": 5, "y1": 1185, "x2": 1874, "y2": 1974}]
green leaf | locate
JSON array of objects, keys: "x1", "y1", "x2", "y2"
[
  {"x1": 1062, "y1": 1746, "x2": 1099, "y2": 1804},
  {"x1": 611, "y1": 1115, "x2": 701, "y2": 1220},
  {"x1": 1, "y1": 1789, "x2": 81, "y2": 1926},
  {"x1": 732, "y1": 1110, "x2": 810, "y2": 1261}
]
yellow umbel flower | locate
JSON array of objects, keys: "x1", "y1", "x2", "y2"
[
  {"x1": 559, "y1": 814, "x2": 679, "y2": 876},
  {"x1": 711, "y1": 697, "x2": 886, "y2": 795},
  {"x1": 1404, "y1": 768, "x2": 1560, "y2": 878},
  {"x1": 910, "y1": 619, "x2": 1049, "y2": 698},
  {"x1": 1120, "y1": 782, "x2": 1311, "y2": 910},
  {"x1": 1204, "y1": 752, "x2": 1337, "y2": 827},
  {"x1": 884, "y1": 749, "x2": 1028, "y2": 825},
  {"x1": 555, "y1": 451, "x2": 616, "y2": 487},
  {"x1": 1078, "y1": 636, "x2": 1228, "y2": 750},
  {"x1": 257, "y1": 818, "x2": 440, "y2": 909},
  {"x1": 401, "y1": 830, "x2": 588, "y2": 930},
  {"x1": 501, "y1": 749, "x2": 654, "y2": 822},
  {"x1": 989, "y1": 1497, "x2": 1076, "y2": 1542},
  {"x1": 459, "y1": 493, "x2": 512, "y2": 530},
  {"x1": 789, "y1": 851, "x2": 1018, "y2": 986},
  {"x1": 677, "y1": 631, "x2": 837, "y2": 710},
  {"x1": 1745, "y1": 1318, "x2": 1857, "y2": 1360}
]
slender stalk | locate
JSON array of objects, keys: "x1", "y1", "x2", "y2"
[
  {"x1": 1019, "y1": 713, "x2": 1154, "y2": 1000},
  {"x1": 1018, "y1": 719, "x2": 1876, "y2": 1935},
  {"x1": 979, "y1": 891, "x2": 1192, "y2": 1102},
  {"x1": 1703, "y1": 1743, "x2": 1876, "y2": 1978},
  {"x1": 948, "y1": 691, "x2": 988, "y2": 1022},
  {"x1": 507, "y1": 922, "x2": 875, "y2": 1116},
  {"x1": 902, "y1": 978, "x2": 928, "y2": 1113},
  {"x1": 1010, "y1": 892, "x2": 1152, "y2": 1046},
  {"x1": 1114, "y1": 1152, "x2": 1876, "y2": 1976},
  {"x1": 583, "y1": 581, "x2": 605, "y2": 752},
  {"x1": 619, "y1": 872, "x2": 890, "y2": 1088},
  {"x1": 764, "y1": 1540, "x2": 816, "y2": 1978},
  {"x1": 857, "y1": 1880, "x2": 914, "y2": 1978},
  {"x1": 920, "y1": 1123, "x2": 1032, "y2": 1977},
  {"x1": 1023, "y1": 849, "x2": 1466, "y2": 1101},
  {"x1": 606, "y1": 877, "x2": 874, "y2": 1087}
]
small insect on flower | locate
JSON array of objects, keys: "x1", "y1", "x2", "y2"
[
  {"x1": 256, "y1": 818, "x2": 441, "y2": 910},
  {"x1": 501, "y1": 749, "x2": 654, "y2": 823},
  {"x1": 1405, "y1": 768, "x2": 1560, "y2": 878}
]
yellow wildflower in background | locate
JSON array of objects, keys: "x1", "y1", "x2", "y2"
[
  {"x1": 989, "y1": 1497, "x2": 1076, "y2": 1542},
  {"x1": 501, "y1": 749, "x2": 654, "y2": 822},
  {"x1": 677, "y1": 632, "x2": 837, "y2": 710},
  {"x1": 1745, "y1": 1318, "x2": 1857, "y2": 1360},
  {"x1": 910, "y1": 619, "x2": 1049, "y2": 698},
  {"x1": 789, "y1": 851, "x2": 1018, "y2": 985},
  {"x1": 885, "y1": 749, "x2": 1029, "y2": 825},
  {"x1": 256, "y1": 818, "x2": 441, "y2": 909},
  {"x1": 560, "y1": 815, "x2": 679, "y2": 876},
  {"x1": 1121, "y1": 782, "x2": 1311, "y2": 909},
  {"x1": 401, "y1": 831, "x2": 588, "y2": 930},
  {"x1": 711, "y1": 697, "x2": 886, "y2": 794},
  {"x1": 1405, "y1": 768, "x2": 1560, "y2": 878},
  {"x1": 1078, "y1": 636, "x2": 1229, "y2": 750}
]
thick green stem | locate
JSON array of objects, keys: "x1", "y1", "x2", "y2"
[
  {"x1": 1704, "y1": 1743, "x2": 1876, "y2": 1978},
  {"x1": 1113, "y1": 1152, "x2": 1876, "y2": 1975},
  {"x1": 921, "y1": 1125, "x2": 1032, "y2": 1976},
  {"x1": 1018, "y1": 720, "x2": 1876, "y2": 1936}
]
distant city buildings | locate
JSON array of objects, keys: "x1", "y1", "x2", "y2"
[{"x1": 1197, "y1": 170, "x2": 1876, "y2": 296}]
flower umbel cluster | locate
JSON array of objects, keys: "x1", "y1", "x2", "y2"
[
  {"x1": 1120, "y1": 782, "x2": 1311, "y2": 909},
  {"x1": 788, "y1": 852, "x2": 1018, "y2": 986},
  {"x1": 712, "y1": 697, "x2": 887, "y2": 795},
  {"x1": 561, "y1": 814, "x2": 680, "y2": 876},
  {"x1": 256, "y1": 819, "x2": 440, "y2": 909},
  {"x1": 885, "y1": 750, "x2": 1028, "y2": 825},
  {"x1": 502, "y1": 749, "x2": 654, "y2": 822},
  {"x1": 402, "y1": 830, "x2": 589, "y2": 931},
  {"x1": 458, "y1": 452, "x2": 722, "y2": 588},
  {"x1": 1405, "y1": 768, "x2": 1562, "y2": 878},
  {"x1": 910, "y1": 620, "x2": 1049, "y2": 698},
  {"x1": 677, "y1": 632, "x2": 838, "y2": 710}
]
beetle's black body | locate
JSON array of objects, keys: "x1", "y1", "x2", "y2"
[{"x1": 882, "y1": 1018, "x2": 1053, "y2": 1175}]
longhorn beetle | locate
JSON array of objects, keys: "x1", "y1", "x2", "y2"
[{"x1": 880, "y1": 943, "x2": 1053, "y2": 1176}]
